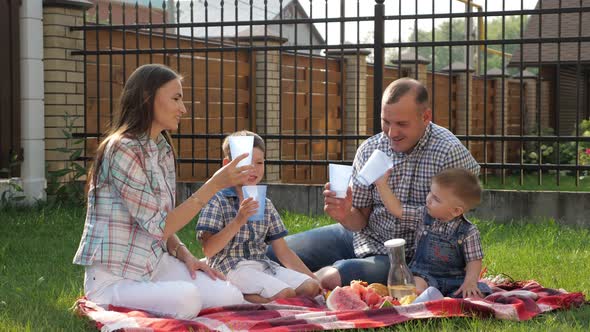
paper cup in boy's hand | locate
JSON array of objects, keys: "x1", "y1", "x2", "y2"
[
  {"x1": 329, "y1": 164, "x2": 353, "y2": 198},
  {"x1": 357, "y1": 149, "x2": 393, "y2": 186},
  {"x1": 229, "y1": 136, "x2": 254, "y2": 167},
  {"x1": 242, "y1": 185, "x2": 267, "y2": 221}
]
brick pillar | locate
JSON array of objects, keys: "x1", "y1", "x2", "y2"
[
  {"x1": 237, "y1": 35, "x2": 287, "y2": 183},
  {"x1": 43, "y1": 0, "x2": 91, "y2": 175},
  {"x1": 392, "y1": 50, "x2": 430, "y2": 90},
  {"x1": 326, "y1": 49, "x2": 371, "y2": 160},
  {"x1": 455, "y1": 73, "x2": 473, "y2": 136},
  {"x1": 442, "y1": 62, "x2": 474, "y2": 136}
]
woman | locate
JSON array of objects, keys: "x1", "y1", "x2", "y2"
[{"x1": 73, "y1": 64, "x2": 250, "y2": 319}]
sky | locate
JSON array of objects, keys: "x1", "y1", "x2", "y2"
[
  {"x1": 168, "y1": 0, "x2": 540, "y2": 43},
  {"x1": 295, "y1": 0, "x2": 540, "y2": 43}
]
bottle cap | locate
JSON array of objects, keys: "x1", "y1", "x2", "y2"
[{"x1": 384, "y1": 238, "x2": 406, "y2": 248}]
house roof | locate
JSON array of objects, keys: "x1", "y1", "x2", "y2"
[
  {"x1": 390, "y1": 49, "x2": 430, "y2": 64},
  {"x1": 180, "y1": 0, "x2": 325, "y2": 44},
  {"x1": 237, "y1": 0, "x2": 325, "y2": 44},
  {"x1": 509, "y1": 0, "x2": 590, "y2": 67},
  {"x1": 440, "y1": 61, "x2": 474, "y2": 72}
]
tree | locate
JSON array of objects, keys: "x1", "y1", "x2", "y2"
[{"x1": 407, "y1": 16, "x2": 527, "y2": 74}]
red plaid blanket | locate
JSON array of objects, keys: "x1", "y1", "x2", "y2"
[{"x1": 74, "y1": 280, "x2": 586, "y2": 331}]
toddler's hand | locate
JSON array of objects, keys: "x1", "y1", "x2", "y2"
[
  {"x1": 236, "y1": 197, "x2": 259, "y2": 224},
  {"x1": 374, "y1": 168, "x2": 392, "y2": 188},
  {"x1": 454, "y1": 280, "x2": 483, "y2": 298}
]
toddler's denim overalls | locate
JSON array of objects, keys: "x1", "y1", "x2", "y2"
[{"x1": 409, "y1": 213, "x2": 492, "y2": 297}]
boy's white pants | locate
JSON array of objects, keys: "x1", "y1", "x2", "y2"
[
  {"x1": 227, "y1": 260, "x2": 311, "y2": 299},
  {"x1": 84, "y1": 253, "x2": 244, "y2": 319}
]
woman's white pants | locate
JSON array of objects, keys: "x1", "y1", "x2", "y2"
[{"x1": 84, "y1": 253, "x2": 244, "y2": 319}]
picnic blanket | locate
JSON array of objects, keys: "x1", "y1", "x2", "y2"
[{"x1": 74, "y1": 280, "x2": 586, "y2": 332}]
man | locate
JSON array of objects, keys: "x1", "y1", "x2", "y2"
[{"x1": 267, "y1": 78, "x2": 480, "y2": 289}]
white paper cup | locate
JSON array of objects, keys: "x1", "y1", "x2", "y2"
[
  {"x1": 242, "y1": 185, "x2": 267, "y2": 221},
  {"x1": 413, "y1": 286, "x2": 444, "y2": 303},
  {"x1": 229, "y1": 136, "x2": 254, "y2": 167},
  {"x1": 357, "y1": 149, "x2": 393, "y2": 186},
  {"x1": 329, "y1": 164, "x2": 353, "y2": 198}
]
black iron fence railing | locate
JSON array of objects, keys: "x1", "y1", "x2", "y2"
[{"x1": 70, "y1": 0, "x2": 590, "y2": 187}]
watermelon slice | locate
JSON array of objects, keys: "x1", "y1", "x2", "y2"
[{"x1": 326, "y1": 286, "x2": 369, "y2": 311}]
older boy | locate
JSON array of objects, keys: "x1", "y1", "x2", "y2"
[
  {"x1": 196, "y1": 131, "x2": 320, "y2": 303},
  {"x1": 375, "y1": 168, "x2": 491, "y2": 298}
]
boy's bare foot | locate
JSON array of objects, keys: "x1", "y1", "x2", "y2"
[
  {"x1": 295, "y1": 279, "x2": 321, "y2": 297},
  {"x1": 244, "y1": 288, "x2": 296, "y2": 303},
  {"x1": 315, "y1": 267, "x2": 342, "y2": 290}
]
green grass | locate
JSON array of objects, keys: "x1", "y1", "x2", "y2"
[
  {"x1": 481, "y1": 172, "x2": 590, "y2": 191},
  {"x1": 0, "y1": 205, "x2": 589, "y2": 331}
]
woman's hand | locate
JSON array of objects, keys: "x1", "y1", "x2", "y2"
[
  {"x1": 210, "y1": 153, "x2": 253, "y2": 190},
  {"x1": 181, "y1": 251, "x2": 226, "y2": 281}
]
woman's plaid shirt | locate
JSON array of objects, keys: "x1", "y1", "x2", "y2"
[
  {"x1": 351, "y1": 123, "x2": 480, "y2": 261},
  {"x1": 73, "y1": 135, "x2": 175, "y2": 281}
]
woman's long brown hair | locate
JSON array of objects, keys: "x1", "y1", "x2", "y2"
[{"x1": 86, "y1": 64, "x2": 181, "y2": 197}]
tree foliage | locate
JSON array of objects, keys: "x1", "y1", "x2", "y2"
[{"x1": 404, "y1": 16, "x2": 528, "y2": 74}]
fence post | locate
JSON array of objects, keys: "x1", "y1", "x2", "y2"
[
  {"x1": 373, "y1": 0, "x2": 385, "y2": 135},
  {"x1": 242, "y1": 34, "x2": 287, "y2": 183},
  {"x1": 42, "y1": 0, "x2": 91, "y2": 177},
  {"x1": 325, "y1": 49, "x2": 371, "y2": 160}
]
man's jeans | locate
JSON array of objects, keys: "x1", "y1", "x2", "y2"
[{"x1": 266, "y1": 223, "x2": 390, "y2": 285}]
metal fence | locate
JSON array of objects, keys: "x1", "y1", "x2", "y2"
[{"x1": 71, "y1": 0, "x2": 590, "y2": 187}]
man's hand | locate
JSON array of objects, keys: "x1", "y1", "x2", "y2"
[{"x1": 323, "y1": 183, "x2": 352, "y2": 222}]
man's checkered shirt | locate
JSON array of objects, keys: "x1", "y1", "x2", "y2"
[{"x1": 351, "y1": 123, "x2": 480, "y2": 261}]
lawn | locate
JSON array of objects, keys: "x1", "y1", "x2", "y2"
[
  {"x1": 0, "y1": 205, "x2": 589, "y2": 331},
  {"x1": 481, "y1": 172, "x2": 590, "y2": 191}
]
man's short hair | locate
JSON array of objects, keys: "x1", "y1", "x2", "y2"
[
  {"x1": 382, "y1": 77, "x2": 429, "y2": 107},
  {"x1": 222, "y1": 130, "x2": 266, "y2": 159},
  {"x1": 433, "y1": 168, "x2": 482, "y2": 210}
]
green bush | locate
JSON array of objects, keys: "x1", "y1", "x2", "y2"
[
  {"x1": 523, "y1": 120, "x2": 590, "y2": 172},
  {"x1": 45, "y1": 113, "x2": 87, "y2": 205}
]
